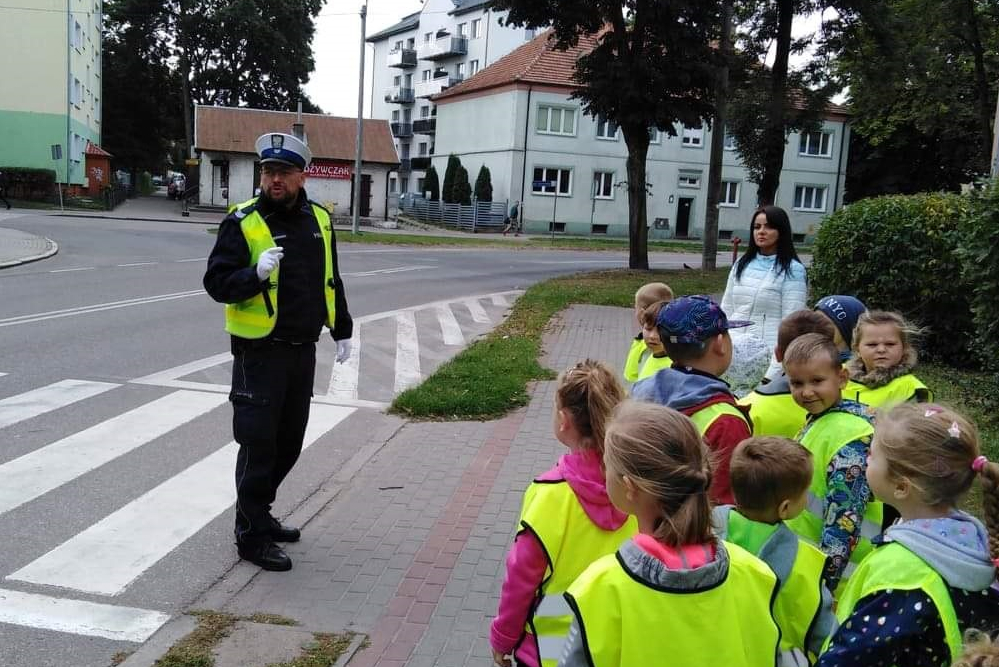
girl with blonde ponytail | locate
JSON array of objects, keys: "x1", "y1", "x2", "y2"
[
  {"x1": 819, "y1": 403, "x2": 999, "y2": 667},
  {"x1": 558, "y1": 401, "x2": 782, "y2": 667}
]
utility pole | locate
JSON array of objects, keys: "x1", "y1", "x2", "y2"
[
  {"x1": 352, "y1": 2, "x2": 368, "y2": 234},
  {"x1": 991, "y1": 83, "x2": 999, "y2": 177},
  {"x1": 703, "y1": 0, "x2": 733, "y2": 271}
]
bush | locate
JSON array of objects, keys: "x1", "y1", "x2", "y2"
[
  {"x1": 138, "y1": 171, "x2": 155, "y2": 196},
  {"x1": 809, "y1": 193, "x2": 975, "y2": 366},
  {"x1": 1, "y1": 166, "x2": 56, "y2": 200},
  {"x1": 959, "y1": 181, "x2": 999, "y2": 372},
  {"x1": 454, "y1": 166, "x2": 472, "y2": 205},
  {"x1": 474, "y1": 165, "x2": 493, "y2": 202},
  {"x1": 442, "y1": 154, "x2": 461, "y2": 204},
  {"x1": 424, "y1": 165, "x2": 440, "y2": 201}
]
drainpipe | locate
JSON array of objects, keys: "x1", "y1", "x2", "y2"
[
  {"x1": 518, "y1": 86, "x2": 532, "y2": 212},
  {"x1": 832, "y1": 119, "x2": 847, "y2": 210},
  {"x1": 66, "y1": 0, "x2": 72, "y2": 188},
  {"x1": 484, "y1": 8, "x2": 491, "y2": 64}
]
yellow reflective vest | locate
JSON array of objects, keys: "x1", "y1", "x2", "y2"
[
  {"x1": 714, "y1": 506, "x2": 832, "y2": 664},
  {"x1": 223, "y1": 198, "x2": 338, "y2": 339},
  {"x1": 565, "y1": 540, "x2": 781, "y2": 667},
  {"x1": 623, "y1": 337, "x2": 646, "y2": 383},
  {"x1": 636, "y1": 353, "x2": 672, "y2": 380},
  {"x1": 688, "y1": 401, "x2": 750, "y2": 435},
  {"x1": 739, "y1": 380, "x2": 807, "y2": 439},
  {"x1": 785, "y1": 410, "x2": 881, "y2": 590},
  {"x1": 843, "y1": 374, "x2": 932, "y2": 409},
  {"x1": 517, "y1": 479, "x2": 637, "y2": 666},
  {"x1": 831, "y1": 542, "x2": 963, "y2": 663}
]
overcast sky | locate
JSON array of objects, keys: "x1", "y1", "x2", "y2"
[{"x1": 304, "y1": 2, "x2": 834, "y2": 118}]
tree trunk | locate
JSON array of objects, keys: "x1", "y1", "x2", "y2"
[
  {"x1": 623, "y1": 126, "x2": 651, "y2": 270},
  {"x1": 704, "y1": 0, "x2": 734, "y2": 271},
  {"x1": 758, "y1": 0, "x2": 794, "y2": 206},
  {"x1": 963, "y1": 0, "x2": 994, "y2": 169}
]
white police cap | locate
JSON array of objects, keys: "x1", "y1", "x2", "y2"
[{"x1": 255, "y1": 132, "x2": 312, "y2": 170}]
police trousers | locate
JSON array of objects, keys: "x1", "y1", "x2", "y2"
[{"x1": 229, "y1": 339, "x2": 316, "y2": 545}]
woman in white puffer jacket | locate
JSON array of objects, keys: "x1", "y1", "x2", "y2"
[{"x1": 721, "y1": 205, "x2": 807, "y2": 379}]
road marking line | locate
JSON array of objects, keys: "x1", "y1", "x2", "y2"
[
  {"x1": 343, "y1": 265, "x2": 433, "y2": 278},
  {"x1": 464, "y1": 298, "x2": 490, "y2": 323},
  {"x1": 9, "y1": 405, "x2": 354, "y2": 596},
  {"x1": 436, "y1": 304, "x2": 464, "y2": 346},
  {"x1": 131, "y1": 352, "x2": 232, "y2": 387},
  {"x1": 117, "y1": 262, "x2": 157, "y2": 267},
  {"x1": 327, "y1": 330, "x2": 360, "y2": 401},
  {"x1": 0, "y1": 290, "x2": 205, "y2": 328},
  {"x1": 49, "y1": 267, "x2": 95, "y2": 273},
  {"x1": 0, "y1": 588, "x2": 170, "y2": 642},
  {"x1": 394, "y1": 311, "x2": 421, "y2": 393},
  {"x1": 0, "y1": 379, "x2": 120, "y2": 431},
  {"x1": 175, "y1": 257, "x2": 207, "y2": 263},
  {"x1": 0, "y1": 373, "x2": 7, "y2": 378},
  {"x1": 491, "y1": 294, "x2": 509, "y2": 307},
  {"x1": 0, "y1": 391, "x2": 227, "y2": 515}
]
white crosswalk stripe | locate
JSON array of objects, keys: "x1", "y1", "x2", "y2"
[
  {"x1": 0, "y1": 379, "x2": 119, "y2": 430},
  {"x1": 327, "y1": 328, "x2": 361, "y2": 401},
  {"x1": 464, "y1": 298, "x2": 490, "y2": 323},
  {"x1": 9, "y1": 404, "x2": 354, "y2": 596},
  {"x1": 394, "y1": 311, "x2": 422, "y2": 392},
  {"x1": 436, "y1": 303, "x2": 464, "y2": 346},
  {"x1": 0, "y1": 588, "x2": 170, "y2": 642}
]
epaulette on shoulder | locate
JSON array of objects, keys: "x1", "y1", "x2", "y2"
[{"x1": 228, "y1": 198, "x2": 259, "y2": 220}]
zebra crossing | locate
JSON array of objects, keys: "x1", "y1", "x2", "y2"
[{"x1": 0, "y1": 290, "x2": 519, "y2": 652}]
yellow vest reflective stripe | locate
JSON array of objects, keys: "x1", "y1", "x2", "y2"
[
  {"x1": 688, "y1": 401, "x2": 749, "y2": 435},
  {"x1": 637, "y1": 354, "x2": 672, "y2": 380},
  {"x1": 739, "y1": 390, "x2": 807, "y2": 439},
  {"x1": 833, "y1": 542, "x2": 963, "y2": 662},
  {"x1": 716, "y1": 507, "x2": 829, "y2": 662},
  {"x1": 518, "y1": 480, "x2": 637, "y2": 666},
  {"x1": 565, "y1": 541, "x2": 781, "y2": 667},
  {"x1": 223, "y1": 198, "x2": 338, "y2": 339},
  {"x1": 785, "y1": 411, "x2": 881, "y2": 586},
  {"x1": 623, "y1": 338, "x2": 646, "y2": 382},
  {"x1": 843, "y1": 374, "x2": 932, "y2": 409}
]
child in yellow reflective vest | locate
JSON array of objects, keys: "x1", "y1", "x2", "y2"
[
  {"x1": 490, "y1": 360, "x2": 636, "y2": 667},
  {"x1": 622, "y1": 282, "x2": 673, "y2": 383},
  {"x1": 634, "y1": 300, "x2": 672, "y2": 381},
  {"x1": 819, "y1": 403, "x2": 999, "y2": 667},
  {"x1": 844, "y1": 310, "x2": 932, "y2": 408},
  {"x1": 714, "y1": 436, "x2": 837, "y2": 665},
  {"x1": 560, "y1": 401, "x2": 781, "y2": 667}
]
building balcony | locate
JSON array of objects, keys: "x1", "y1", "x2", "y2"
[
  {"x1": 397, "y1": 159, "x2": 412, "y2": 175},
  {"x1": 412, "y1": 118, "x2": 437, "y2": 135},
  {"x1": 414, "y1": 75, "x2": 463, "y2": 99},
  {"x1": 417, "y1": 36, "x2": 468, "y2": 61},
  {"x1": 410, "y1": 156, "x2": 432, "y2": 170},
  {"x1": 387, "y1": 48, "x2": 417, "y2": 68},
  {"x1": 384, "y1": 86, "x2": 415, "y2": 104},
  {"x1": 390, "y1": 122, "x2": 413, "y2": 138}
]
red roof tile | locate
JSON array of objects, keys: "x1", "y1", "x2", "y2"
[
  {"x1": 194, "y1": 106, "x2": 399, "y2": 165},
  {"x1": 84, "y1": 141, "x2": 113, "y2": 157}
]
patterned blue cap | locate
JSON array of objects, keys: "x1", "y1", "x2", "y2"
[
  {"x1": 656, "y1": 295, "x2": 753, "y2": 344},
  {"x1": 254, "y1": 132, "x2": 312, "y2": 169}
]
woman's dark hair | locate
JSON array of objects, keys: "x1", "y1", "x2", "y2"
[{"x1": 735, "y1": 205, "x2": 801, "y2": 281}]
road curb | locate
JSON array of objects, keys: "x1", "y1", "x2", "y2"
[{"x1": 0, "y1": 237, "x2": 58, "y2": 269}]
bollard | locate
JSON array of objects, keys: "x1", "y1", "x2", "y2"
[{"x1": 731, "y1": 236, "x2": 741, "y2": 265}]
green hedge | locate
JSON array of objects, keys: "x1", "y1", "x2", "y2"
[
  {"x1": 959, "y1": 181, "x2": 999, "y2": 370},
  {"x1": 809, "y1": 192, "x2": 979, "y2": 367},
  {"x1": 0, "y1": 166, "x2": 56, "y2": 200}
]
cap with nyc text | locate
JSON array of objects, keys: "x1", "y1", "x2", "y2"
[
  {"x1": 255, "y1": 132, "x2": 312, "y2": 170},
  {"x1": 656, "y1": 295, "x2": 753, "y2": 344}
]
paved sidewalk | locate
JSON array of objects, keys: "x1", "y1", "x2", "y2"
[
  {"x1": 0, "y1": 225, "x2": 58, "y2": 268},
  {"x1": 125, "y1": 304, "x2": 632, "y2": 667}
]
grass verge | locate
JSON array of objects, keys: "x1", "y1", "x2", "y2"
[{"x1": 389, "y1": 268, "x2": 729, "y2": 420}]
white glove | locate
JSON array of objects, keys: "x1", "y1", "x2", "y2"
[
  {"x1": 335, "y1": 339, "x2": 353, "y2": 364},
  {"x1": 255, "y1": 246, "x2": 284, "y2": 281}
]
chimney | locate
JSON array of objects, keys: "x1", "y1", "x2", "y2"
[{"x1": 292, "y1": 101, "x2": 306, "y2": 142}]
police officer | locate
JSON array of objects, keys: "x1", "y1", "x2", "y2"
[{"x1": 204, "y1": 132, "x2": 352, "y2": 571}]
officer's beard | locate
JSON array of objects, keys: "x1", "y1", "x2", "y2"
[{"x1": 260, "y1": 186, "x2": 300, "y2": 210}]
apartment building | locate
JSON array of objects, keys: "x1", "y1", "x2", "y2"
[
  {"x1": 366, "y1": 0, "x2": 538, "y2": 196},
  {"x1": 432, "y1": 30, "x2": 851, "y2": 240},
  {"x1": 0, "y1": 0, "x2": 103, "y2": 187}
]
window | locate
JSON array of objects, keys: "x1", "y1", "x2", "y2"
[
  {"x1": 525, "y1": 28, "x2": 535, "y2": 40},
  {"x1": 407, "y1": 37, "x2": 415, "y2": 49},
  {"x1": 799, "y1": 131, "x2": 833, "y2": 157},
  {"x1": 71, "y1": 133, "x2": 84, "y2": 162},
  {"x1": 400, "y1": 179, "x2": 409, "y2": 194},
  {"x1": 794, "y1": 185, "x2": 827, "y2": 211},
  {"x1": 455, "y1": 62, "x2": 465, "y2": 78},
  {"x1": 469, "y1": 59, "x2": 479, "y2": 75},
  {"x1": 648, "y1": 127, "x2": 661, "y2": 144},
  {"x1": 73, "y1": 21, "x2": 83, "y2": 49},
  {"x1": 400, "y1": 143, "x2": 411, "y2": 159},
  {"x1": 471, "y1": 19, "x2": 482, "y2": 38},
  {"x1": 72, "y1": 77, "x2": 82, "y2": 106},
  {"x1": 393, "y1": 75, "x2": 401, "y2": 86},
  {"x1": 595, "y1": 115, "x2": 618, "y2": 140},
  {"x1": 390, "y1": 177, "x2": 397, "y2": 192},
  {"x1": 591, "y1": 224, "x2": 608, "y2": 235},
  {"x1": 593, "y1": 171, "x2": 614, "y2": 199},
  {"x1": 424, "y1": 31, "x2": 433, "y2": 43},
  {"x1": 417, "y1": 178, "x2": 425, "y2": 193},
  {"x1": 422, "y1": 69, "x2": 432, "y2": 82},
  {"x1": 418, "y1": 142, "x2": 428, "y2": 156},
  {"x1": 457, "y1": 23, "x2": 467, "y2": 37},
  {"x1": 532, "y1": 167, "x2": 572, "y2": 195},
  {"x1": 681, "y1": 124, "x2": 703, "y2": 147},
  {"x1": 403, "y1": 108, "x2": 412, "y2": 122},
  {"x1": 392, "y1": 110, "x2": 400, "y2": 121},
  {"x1": 404, "y1": 73, "x2": 413, "y2": 87},
  {"x1": 420, "y1": 105, "x2": 430, "y2": 118},
  {"x1": 536, "y1": 105, "x2": 576, "y2": 136},
  {"x1": 394, "y1": 40, "x2": 403, "y2": 50},
  {"x1": 678, "y1": 171, "x2": 702, "y2": 189},
  {"x1": 720, "y1": 181, "x2": 739, "y2": 207},
  {"x1": 724, "y1": 128, "x2": 736, "y2": 150}
]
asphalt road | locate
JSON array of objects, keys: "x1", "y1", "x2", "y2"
[{"x1": 0, "y1": 212, "x2": 711, "y2": 667}]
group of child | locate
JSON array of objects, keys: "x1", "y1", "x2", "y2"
[{"x1": 489, "y1": 281, "x2": 999, "y2": 667}]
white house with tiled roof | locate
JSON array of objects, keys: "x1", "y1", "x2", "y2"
[
  {"x1": 432, "y1": 30, "x2": 852, "y2": 240},
  {"x1": 366, "y1": 0, "x2": 541, "y2": 196}
]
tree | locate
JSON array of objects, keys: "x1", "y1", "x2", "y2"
[
  {"x1": 834, "y1": 0, "x2": 999, "y2": 198},
  {"x1": 474, "y1": 165, "x2": 493, "y2": 202},
  {"x1": 424, "y1": 165, "x2": 441, "y2": 201},
  {"x1": 491, "y1": 1, "x2": 725, "y2": 269},
  {"x1": 442, "y1": 154, "x2": 461, "y2": 204},
  {"x1": 454, "y1": 166, "x2": 473, "y2": 205}
]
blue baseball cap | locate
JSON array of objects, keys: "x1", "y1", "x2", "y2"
[
  {"x1": 656, "y1": 295, "x2": 753, "y2": 344},
  {"x1": 255, "y1": 132, "x2": 312, "y2": 170}
]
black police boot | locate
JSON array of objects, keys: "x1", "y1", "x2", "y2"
[
  {"x1": 268, "y1": 517, "x2": 301, "y2": 543},
  {"x1": 237, "y1": 540, "x2": 292, "y2": 571}
]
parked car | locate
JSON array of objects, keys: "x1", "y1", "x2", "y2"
[{"x1": 167, "y1": 175, "x2": 186, "y2": 200}]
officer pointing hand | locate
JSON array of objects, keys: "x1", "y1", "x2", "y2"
[{"x1": 255, "y1": 246, "x2": 284, "y2": 281}]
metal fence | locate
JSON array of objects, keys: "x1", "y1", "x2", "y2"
[{"x1": 400, "y1": 196, "x2": 508, "y2": 232}]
